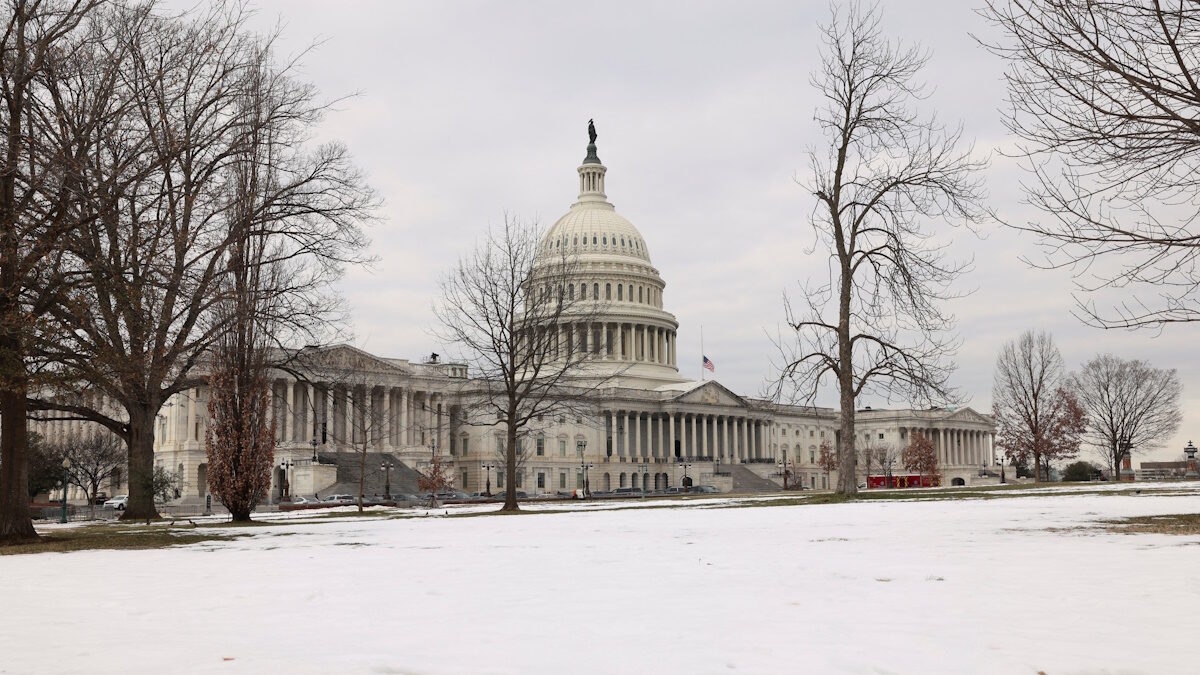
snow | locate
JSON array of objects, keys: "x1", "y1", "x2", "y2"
[{"x1": 4, "y1": 485, "x2": 1199, "y2": 674}]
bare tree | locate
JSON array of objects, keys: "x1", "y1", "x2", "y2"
[
  {"x1": 775, "y1": 2, "x2": 989, "y2": 495},
  {"x1": 983, "y1": 1, "x2": 1200, "y2": 328},
  {"x1": 35, "y1": 4, "x2": 373, "y2": 520},
  {"x1": 992, "y1": 330, "x2": 1087, "y2": 481},
  {"x1": 1070, "y1": 354, "x2": 1182, "y2": 480},
  {"x1": 60, "y1": 428, "x2": 124, "y2": 519},
  {"x1": 434, "y1": 214, "x2": 616, "y2": 512},
  {"x1": 0, "y1": 0, "x2": 103, "y2": 542}
]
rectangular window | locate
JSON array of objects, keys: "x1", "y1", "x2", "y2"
[
  {"x1": 537, "y1": 437, "x2": 544, "y2": 456},
  {"x1": 577, "y1": 471, "x2": 584, "y2": 489},
  {"x1": 537, "y1": 472, "x2": 546, "y2": 489},
  {"x1": 460, "y1": 469, "x2": 468, "y2": 489},
  {"x1": 559, "y1": 440, "x2": 566, "y2": 457},
  {"x1": 559, "y1": 472, "x2": 566, "y2": 489},
  {"x1": 463, "y1": 437, "x2": 470, "y2": 455},
  {"x1": 879, "y1": 433, "x2": 884, "y2": 440},
  {"x1": 498, "y1": 471, "x2": 505, "y2": 488},
  {"x1": 516, "y1": 472, "x2": 524, "y2": 488}
]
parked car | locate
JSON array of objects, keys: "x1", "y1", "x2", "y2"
[
  {"x1": 361, "y1": 495, "x2": 389, "y2": 506},
  {"x1": 435, "y1": 490, "x2": 471, "y2": 501},
  {"x1": 92, "y1": 492, "x2": 109, "y2": 505},
  {"x1": 102, "y1": 495, "x2": 127, "y2": 510},
  {"x1": 692, "y1": 485, "x2": 720, "y2": 494},
  {"x1": 289, "y1": 495, "x2": 319, "y2": 505},
  {"x1": 320, "y1": 494, "x2": 355, "y2": 506},
  {"x1": 664, "y1": 487, "x2": 682, "y2": 495}
]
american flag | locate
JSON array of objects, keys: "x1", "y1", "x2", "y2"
[{"x1": 702, "y1": 355, "x2": 715, "y2": 372}]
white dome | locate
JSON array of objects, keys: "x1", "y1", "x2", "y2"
[
  {"x1": 541, "y1": 202, "x2": 652, "y2": 264},
  {"x1": 528, "y1": 131, "x2": 685, "y2": 386}
]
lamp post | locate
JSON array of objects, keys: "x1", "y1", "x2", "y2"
[
  {"x1": 482, "y1": 462, "x2": 495, "y2": 496},
  {"x1": 380, "y1": 460, "x2": 394, "y2": 498},
  {"x1": 680, "y1": 459, "x2": 692, "y2": 492},
  {"x1": 279, "y1": 459, "x2": 294, "y2": 499},
  {"x1": 1119, "y1": 436, "x2": 1133, "y2": 479},
  {"x1": 777, "y1": 459, "x2": 789, "y2": 490},
  {"x1": 60, "y1": 457, "x2": 71, "y2": 523},
  {"x1": 310, "y1": 435, "x2": 318, "y2": 463},
  {"x1": 637, "y1": 462, "x2": 648, "y2": 497},
  {"x1": 577, "y1": 440, "x2": 590, "y2": 497}
]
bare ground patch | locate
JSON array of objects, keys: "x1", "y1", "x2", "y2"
[{"x1": 1100, "y1": 513, "x2": 1200, "y2": 535}]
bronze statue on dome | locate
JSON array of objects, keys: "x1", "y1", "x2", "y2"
[{"x1": 588, "y1": 119, "x2": 597, "y2": 145}]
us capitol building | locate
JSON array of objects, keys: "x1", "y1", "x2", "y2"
[{"x1": 138, "y1": 131, "x2": 999, "y2": 503}]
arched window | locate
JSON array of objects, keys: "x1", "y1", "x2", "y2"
[
  {"x1": 581, "y1": 284, "x2": 587, "y2": 299},
  {"x1": 568, "y1": 285, "x2": 574, "y2": 300},
  {"x1": 638, "y1": 287, "x2": 643, "y2": 303},
  {"x1": 602, "y1": 235, "x2": 607, "y2": 245},
  {"x1": 628, "y1": 284, "x2": 633, "y2": 300},
  {"x1": 593, "y1": 235, "x2": 597, "y2": 245},
  {"x1": 573, "y1": 236, "x2": 578, "y2": 246},
  {"x1": 617, "y1": 285, "x2": 623, "y2": 301},
  {"x1": 620, "y1": 237, "x2": 625, "y2": 246},
  {"x1": 593, "y1": 283, "x2": 599, "y2": 298},
  {"x1": 605, "y1": 283, "x2": 611, "y2": 299}
]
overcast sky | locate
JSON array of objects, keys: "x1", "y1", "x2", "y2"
[{"x1": 230, "y1": 0, "x2": 1197, "y2": 464}]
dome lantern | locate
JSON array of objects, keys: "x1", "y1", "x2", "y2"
[{"x1": 578, "y1": 120, "x2": 607, "y2": 203}]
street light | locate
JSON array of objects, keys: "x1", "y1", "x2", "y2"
[
  {"x1": 310, "y1": 435, "x2": 319, "y2": 463},
  {"x1": 680, "y1": 459, "x2": 693, "y2": 492},
  {"x1": 577, "y1": 440, "x2": 590, "y2": 497},
  {"x1": 279, "y1": 459, "x2": 294, "y2": 499},
  {"x1": 637, "y1": 461, "x2": 648, "y2": 497},
  {"x1": 60, "y1": 457, "x2": 71, "y2": 524},
  {"x1": 481, "y1": 462, "x2": 495, "y2": 496},
  {"x1": 380, "y1": 460, "x2": 394, "y2": 498}
]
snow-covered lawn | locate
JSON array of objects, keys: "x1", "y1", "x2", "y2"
[{"x1": 4, "y1": 485, "x2": 1198, "y2": 674}]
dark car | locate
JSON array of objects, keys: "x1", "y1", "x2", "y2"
[
  {"x1": 92, "y1": 492, "x2": 109, "y2": 505},
  {"x1": 692, "y1": 485, "x2": 720, "y2": 494}
]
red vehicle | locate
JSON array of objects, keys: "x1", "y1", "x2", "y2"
[{"x1": 867, "y1": 474, "x2": 939, "y2": 489}]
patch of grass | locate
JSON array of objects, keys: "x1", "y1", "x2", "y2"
[
  {"x1": 1100, "y1": 513, "x2": 1200, "y2": 535},
  {"x1": 1, "y1": 523, "x2": 238, "y2": 555}
]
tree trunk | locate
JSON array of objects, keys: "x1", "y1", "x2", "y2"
[
  {"x1": 502, "y1": 410, "x2": 519, "y2": 512},
  {"x1": 358, "y1": 445, "x2": 365, "y2": 513},
  {"x1": 836, "y1": 264, "x2": 858, "y2": 495},
  {"x1": 0, "y1": 374, "x2": 36, "y2": 543},
  {"x1": 121, "y1": 403, "x2": 160, "y2": 521}
]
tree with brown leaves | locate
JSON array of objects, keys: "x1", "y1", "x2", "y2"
[
  {"x1": 817, "y1": 439, "x2": 838, "y2": 486},
  {"x1": 902, "y1": 430, "x2": 938, "y2": 486},
  {"x1": 993, "y1": 330, "x2": 1088, "y2": 481}
]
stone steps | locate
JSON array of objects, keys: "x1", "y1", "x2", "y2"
[
  {"x1": 730, "y1": 465, "x2": 782, "y2": 493},
  {"x1": 315, "y1": 451, "x2": 424, "y2": 498}
]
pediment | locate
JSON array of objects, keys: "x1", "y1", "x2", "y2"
[
  {"x1": 945, "y1": 406, "x2": 991, "y2": 425},
  {"x1": 293, "y1": 344, "x2": 410, "y2": 376},
  {"x1": 671, "y1": 381, "x2": 747, "y2": 408}
]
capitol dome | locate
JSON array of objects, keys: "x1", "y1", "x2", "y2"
[{"x1": 533, "y1": 128, "x2": 684, "y2": 385}]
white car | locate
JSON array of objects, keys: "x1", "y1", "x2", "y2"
[{"x1": 103, "y1": 495, "x2": 128, "y2": 510}]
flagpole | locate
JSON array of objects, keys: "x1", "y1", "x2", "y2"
[{"x1": 700, "y1": 325, "x2": 705, "y2": 381}]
